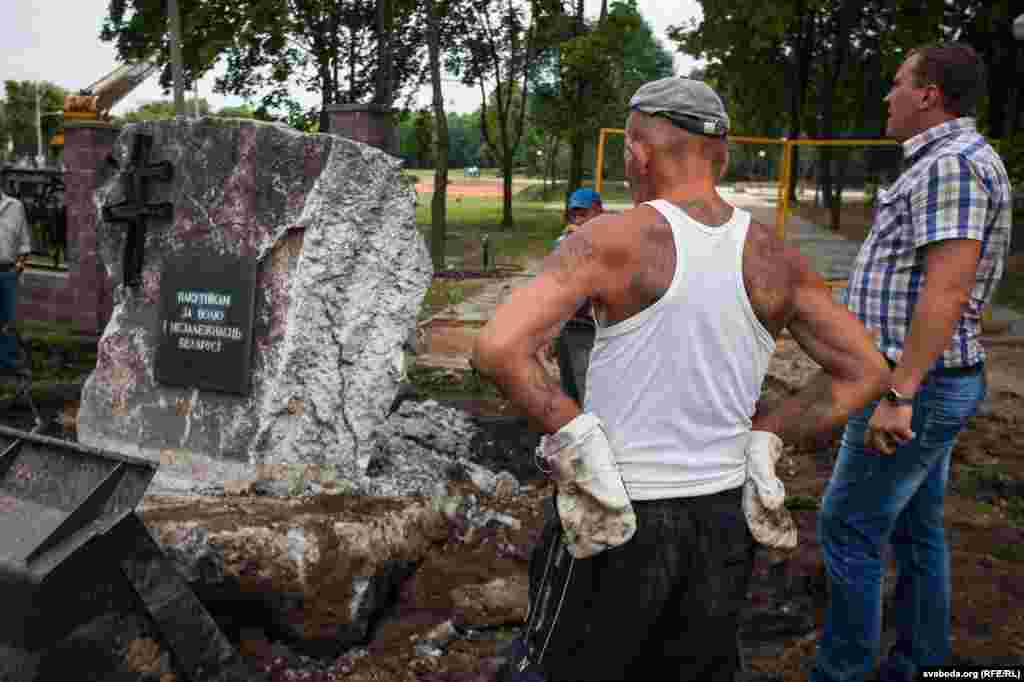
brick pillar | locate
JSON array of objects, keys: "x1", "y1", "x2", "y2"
[
  {"x1": 326, "y1": 104, "x2": 398, "y2": 156},
  {"x1": 64, "y1": 120, "x2": 120, "y2": 335}
]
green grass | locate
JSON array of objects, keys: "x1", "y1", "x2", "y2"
[
  {"x1": 0, "y1": 319, "x2": 98, "y2": 400},
  {"x1": 515, "y1": 180, "x2": 632, "y2": 204},
  {"x1": 955, "y1": 462, "x2": 1015, "y2": 498},
  {"x1": 1007, "y1": 497, "x2": 1024, "y2": 527},
  {"x1": 408, "y1": 365, "x2": 500, "y2": 400},
  {"x1": 419, "y1": 279, "x2": 491, "y2": 321},
  {"x1": 415, "y1": 193, "x2": 565, "y2": 270}
]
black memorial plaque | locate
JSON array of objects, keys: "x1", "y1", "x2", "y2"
[{"x1": 155, "y1": 250, "x2": 258, "y2": 395}]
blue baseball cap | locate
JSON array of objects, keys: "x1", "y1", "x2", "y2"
[{"x1": 568, "y1": 188, "x2": 601, "y2": 210}]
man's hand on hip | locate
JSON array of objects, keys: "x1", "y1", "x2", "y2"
[{"x1": 866, "y1": 401, "x2": 915, "y2": 455}]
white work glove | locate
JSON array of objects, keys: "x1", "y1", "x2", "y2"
[
  {"x1": 743, "y1": 431, "x2": 798, "y2": 561},
  {"x1": 537, "y1": 414, "x2": 636, "y2": 559}
]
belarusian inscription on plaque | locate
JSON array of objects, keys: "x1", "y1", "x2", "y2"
[{"x1": 155, "y1": 250, "x2": 258, "y2": 395}]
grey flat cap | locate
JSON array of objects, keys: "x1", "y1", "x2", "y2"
[{"x1": 629, "y1": 77, "x2": 730, "y2": 137}]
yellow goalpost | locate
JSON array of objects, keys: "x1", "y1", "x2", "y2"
[{"x1": 594, "y1": 128, "x2": 900, "y2": 290}]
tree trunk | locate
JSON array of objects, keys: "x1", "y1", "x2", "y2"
[
  {"x1": 566, "y1": 0, "x2": 587, "y2": 202},
  {"x1": 318, "y1": 59, "x2": 334, "y2": 133},
  {"x1": 567, "y1": 131, "x2": 585, "y2": 199},
  {"x1": 502, "y1": 155, "x2": 514, "y2": 227},
  {"x1": 349, "y1": 21, "x2": 357, "y2": 103},
  {"x1": 1012, "y1": 43, "x2": 1024, "y2": 136},
  {"x1": 817, "y1": 0, "x2": 858, "y2": 228},
  {"x1": 426, "y1": 0, "x2": 448, "y2": 272},
  {"x1": 375, "y1": 0, "x2": 393, "y2": 106},
  {"x1": 786, "y1": 1, "x2": 813, "y2": 202}
]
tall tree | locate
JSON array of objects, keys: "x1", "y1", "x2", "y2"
[
  {"x1": 101, "y1": 0, "x2": 423, "y2": 131},
  {"x1": 530, "y1": 0, "x2": 667, "y2": 197},
  {"x1": 425, "y1": 0, "x2": 451, "y2": 270},
  {"x1": 455, "y1": 0, "x2": 556, "y2": 228},
  {"x1": 950, "y1": 0, "x2": 1023, "y2": 139},
  {"x1": 1, "y1": 81, "x2": 67, "y2": 162},
  {"x1": 0, "y1": 101, "x2": 8, "y2": 162}
]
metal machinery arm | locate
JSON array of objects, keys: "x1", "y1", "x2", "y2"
[{"x1": 63, "y1": 60, "x2": 160, "y2": 121}]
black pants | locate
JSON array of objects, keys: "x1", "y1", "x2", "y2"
[
  {"x1": 555, "y1": 321, "x2": 595, "y2": 406},
  {"x1": 516, "y1": 488, "x2": 755, "y2": 682}
]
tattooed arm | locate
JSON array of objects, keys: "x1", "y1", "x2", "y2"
[
  {"x1": 474, "y1": 217, "x2": 618, "y2": 434},
  {"x1": 746, "y1": 225, "x2": 890, "y2": 450}
]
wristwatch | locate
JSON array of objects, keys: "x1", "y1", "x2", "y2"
[{"x1": 884, "y1": 387, "x2": 914, "y2": 406}]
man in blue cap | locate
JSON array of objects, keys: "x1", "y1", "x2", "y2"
[
  {"x1": 553, "y1": 187, "x2": 604, "y2": 404},
  {"x1": 564, "y1": 187, "x2": 603, "y2": 233}
]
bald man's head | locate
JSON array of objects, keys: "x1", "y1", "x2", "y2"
[{"x1": 626, "y1": 111, "x2": 729, "y2": 181}]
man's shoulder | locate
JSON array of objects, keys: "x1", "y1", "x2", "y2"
[
  {"x1": 745, "y1": 218, "x2": 791, "y2": 259},
  {"x1": 744, "y1": 218, "x2": 812, "y2": 287},
  {"x1": 907, "y1": 142, "x2": 1010, "y2": 199},
  {"x1": 578, "y1": 204, "x2": 664, "y2": 246}
]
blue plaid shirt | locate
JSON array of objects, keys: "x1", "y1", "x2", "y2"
[{"x1": 847, "y1": 118, "x2": 1013, "y2": 369}]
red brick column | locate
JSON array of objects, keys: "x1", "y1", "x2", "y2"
[
  {"x1": 18, "y1": 120, "x2": 120, "y2": 335},
  {"x1": 326, "y1": 104, "x2": 398, "y2": 156}
]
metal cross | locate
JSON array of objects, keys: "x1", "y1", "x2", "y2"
[{"x1": 101, "y1": 133, "x2": 173, "y2": 287}]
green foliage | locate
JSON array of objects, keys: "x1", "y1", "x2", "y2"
[
  {"x1": 1, "y1": 81, "x2": 67, "y2": 161},
  {"x1": 101, "y1": 0, "x2": 423, "y2": 130},
  {"x1": 120, "y1": 98, "x2": 213, "y2": 122},
  {"x1": 408, "y1": 365, "x2": 500, "y2": 400},
  {"x1": 528, "y1": 0, "x2": 673, "y2": 195},
  {"x1": 671, "y1": 0, "x2": 1022, "y2": 143},
  {"x1": 994, "y1": 269, "x2": 1024, "y2": 316},
  {"x1": 785, "y1": 495, "x2": 820, "y2": 511},
  {"x1": 993, "y1": 133, "x2": 1024, "y2": 189},
  {"x1": 610, "y1": 0, "x2": 675, "y2": 102},
  {"x1": 955, "y1": 463, "x2": 1015, "y2": 498},
  {"x1": 215, "y1": 103, "x2": 274, "y2": 120},
  {"x1": 450, "y1": 0, "x2": 563, "y2": 226},
  {"x1": 414, "y1": 109, "x2": 436, "y2": 167},
  {"x1": 444, "y1": 283, "x2": 466, "y2": 307},
  {"x1": 0, "y1": 101, "x2": 8, "y2": 160},
  {"x1": 992, "y1": 544, "x2": 1024, "y2": 563},
  {"x1": 1008, "y1": 497, "x2": 1024, "y2": 528},
  {"x1": 399, "y1": 112, "x2": 484, "y2": 169}
]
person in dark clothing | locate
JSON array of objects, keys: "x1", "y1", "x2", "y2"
[{"x1": 552, "y1": 188, "x2": 604, "y2": 404}]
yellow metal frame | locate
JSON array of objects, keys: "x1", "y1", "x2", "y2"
[
  {"x1": 595, "y1": 128, "x2": 902, "y2": 290},
  {"x1": 594, "y1": 127, "x2": 624, "y2": 197}
]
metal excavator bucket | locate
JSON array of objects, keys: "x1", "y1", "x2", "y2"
[{"x1": 0, "y1": 425, "x2": 261, "y2": 681}]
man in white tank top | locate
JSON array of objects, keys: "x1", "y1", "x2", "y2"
[{"x1": 474, "y1": 77, "x2": 890, "y2": 681}]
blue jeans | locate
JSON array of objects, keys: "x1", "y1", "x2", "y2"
[
  {"x1": 812, "y1": 366, "x2": 986, "y2": 682},
  {"x1": 0, "y1": 271, "x2": 19, "y2": 370}
]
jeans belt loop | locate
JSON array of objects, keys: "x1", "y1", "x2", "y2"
[{"x1": 886, "y1": 357, "x2": 983, "y2": 377}]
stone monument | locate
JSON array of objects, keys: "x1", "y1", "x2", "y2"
[{"x1": 77, "y1": 117, "x2": 433, "y2": 493}]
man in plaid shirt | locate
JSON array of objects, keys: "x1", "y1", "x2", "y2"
[{"x1": 813, "y1": 44, "x2": 1013, "y2": 682}]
